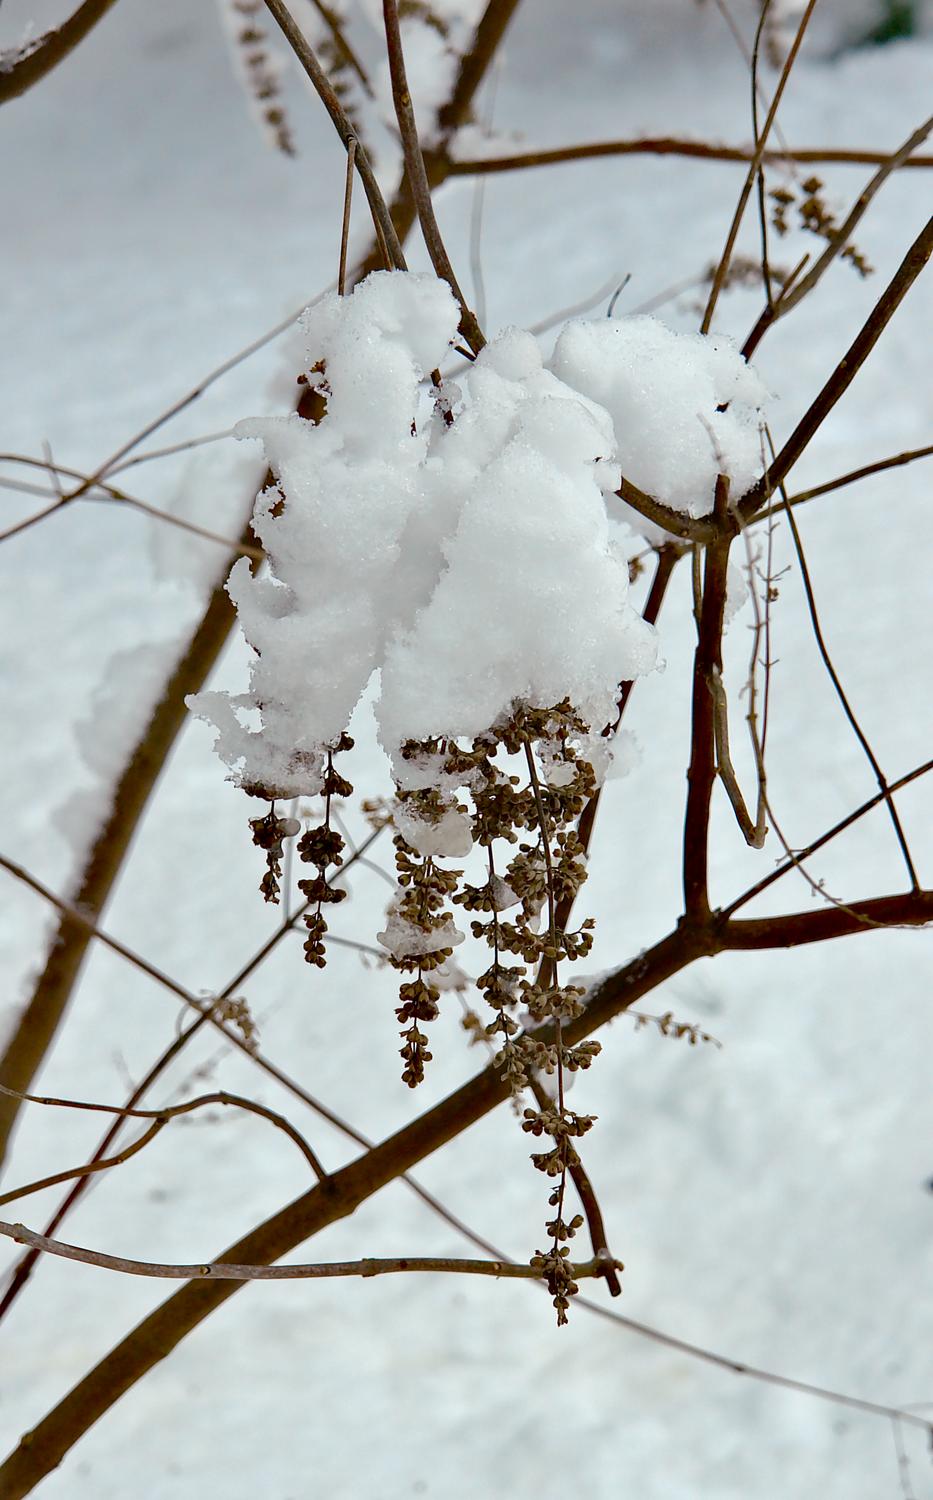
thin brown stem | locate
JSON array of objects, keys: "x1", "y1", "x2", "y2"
[
  {"x1": 338, "y1": 136, "x2": 357, "y2": 295},
  {"x1": 0, "y1": 0, "x2": 120, "y2": 105},
  {"x1": 774, "y1": 443, "x2": 933, "y2": 514},
  {"x1": 741, "y1": 214, "x2": 933, "y2": 519},
  {"x1": 774, "y1": 447, "x2": 920, "y2": 888},
  {"x1": 701, "y1": 0, "x2": 818, "y2": 334},
  {"x1": 743, "y1": 114, "x2": 933, "y2": 358},
  {"x1": 263, "y1": 0, "x2": 407, "y2": 271},
  {"x1": 381, "y1": 0, "x2": 485, "y2": 353},
  {"x1": 0, "y1": 1083, "x2": 327, "y2": 1193},
  {"x1": 0, "y1": 1224, "x2": 613, "y2": 1285},
  {"x1": 448, "y1": 140, "x2": 933, "y2": 178},
  {"x1": 683, "y1": 477, "x2": 734, "y2": 922},
  {"x1": 721, "y1": 760, "x2": 933, "y2": 918}
]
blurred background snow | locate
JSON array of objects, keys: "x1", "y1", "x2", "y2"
[{"x1": 1, "y1": 2, "x2": 931, "y2": 1496}]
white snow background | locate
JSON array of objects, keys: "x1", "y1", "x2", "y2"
[{"x1": 1, "y1": 1, "x2": 931, "y2": 1496}]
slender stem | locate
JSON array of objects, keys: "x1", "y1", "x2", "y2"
[
  {"x1": 683, "y1": 478, "x2": 733, "y2": 922},
  {"x1": 263, "y1": 0, "x2": 407, "y2": 271},
  {"x1": 381, "y1": 0, "x2": 485, "y2": 353},
  {"x1": 0, "y1": 0, "x2": 120, "y2": 105},
  {"x1": 338, "y1": 137, "x2": 357, "y2": 295},
  {"x1": 741, "y1": 214, "x2": 933, "y2": 519},
  {"x1": 743, "y1": 113, "x2": 933, "y2": 358},
  {"x1": 701, "y1": 0, "x2": 818, "y2": 334},
  {"x1": 0, "y1": 1224, "x2": 612, "y2": 1285},
  {"x1": 448, "y1": 140, "x2": 933, "y2": 177}
]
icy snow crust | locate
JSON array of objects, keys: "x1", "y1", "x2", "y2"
[{"x1": 192, "y1": 271, "x2": 766, "y2": 793}]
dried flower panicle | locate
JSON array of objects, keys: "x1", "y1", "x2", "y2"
[
  {"x1": 296, "y1": 733, "x2": 354, "y2": 967},
  {"x1": 769, "y1": 177, "x2": 873, "y2": 277}
]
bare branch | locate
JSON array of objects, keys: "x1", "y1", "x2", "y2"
[
  {"x1": 701, "y1": 0, "x2": 818, "y2": 334},
  {"x1": 381, "y1": 0, "x2": 485, "y2": 352},
  {"x1": 683, "y1": 477, "x2": 734, "y2": 922},
  {"x1": 724, "y1": 890, "x2": 933, "y2": 948},
  {"x1": 448, "y1": 139, "x2": 933, "y2": 178},
  {"x1": 743, "y1": 113, "x2": 933, "y2": 357},
  {"x1": 0, "y1": 1082, "x2": 327, "y2": 1198},
  {"x1": 0, "y1": 0, "x2": 120, "y2": 105},
  {"x1": 741, "y1": 213, "x2": 933, "y2": 518},
  {"x1": 0, "y1": 1222, "x2": 615, "y2": 1285},
  {"x1": 262, "y1": 0, "x2": 407, "y2": 270}
]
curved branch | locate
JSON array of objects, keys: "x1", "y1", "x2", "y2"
[
  {"x1": 723, "y1": 890, "x2": 933, "y2": 948},
  {"x1": 381, "y1": 0, "x2": 485, "y2": 352},
  {"x1": 448, "y1": 139, "x2": 933, "y2": 177},
  {"x1": 262, "y1": 0, "x2": 406, "y2": 270},
  {"x1": 0, "y1": 1224, "x2": 613, "y2": 1285},
  {"x1": 741, "y1": 213, "x2": 933, "y2": 520},
  {"x1": 0, "y1": 0, "x2": 120, "y2": 106},
  {"x1": 0, "y1": 924, "x2": 703, "y2": 1498}
]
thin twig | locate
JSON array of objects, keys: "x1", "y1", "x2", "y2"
[
  {"x1": 263, "y1": 0, "x2": 407, "y2": 271},
  {"x1": 771, "y1": 436, "x2": 920, "y2": 889},
  {"x1": 701, "y1": 0, "x2": 818, "y2": 334},
  {"x1": 0, "y1": 0, "x2": 120, "y2": 104},
  {"x1": 0, "y1": 453, "x2": 263, "y2": 558},
  {"x1": 721, "y1": 759, "x2": 933, "y2": 918},
  {"x1": 0, "y1": 1224, "x2": 613, "y2": 1285},
  {"x1": 338, "y1": 136, "x2": 357, "y2": 295},
  {"x1": 742, "y1": 214, "x2": 933, "y2": 519},
  {"x1": 381, "y1": 0, "x2": 485, "y2": 353},
  {"x1": 0, "y1": 1082, "x2": 327, "y2": 1199},
  {"x1": 448, "y1": 140, "x2": 933, "y2": 177},
  {"x1": 773, "y1": 443, "x2": 933, "y2": 515},
  {"x1": 743, "y1": 113, "x2": 933, "y2": 358}
]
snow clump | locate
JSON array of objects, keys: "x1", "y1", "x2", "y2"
[{"x1": 189, "y1": 271, "x2": 767, "y2": 797}]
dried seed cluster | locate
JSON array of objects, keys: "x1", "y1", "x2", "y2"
[{"x1": 770, "y1": 177, "x2": 873, "y2": 277}]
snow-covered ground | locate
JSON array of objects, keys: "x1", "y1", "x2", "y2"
[{"x1": 1, "y1": 1, "x2": 931, "y2": 1495}]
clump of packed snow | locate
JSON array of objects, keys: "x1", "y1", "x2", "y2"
[
  {"x1": 188, "y1": 271, "x2": 770, "y2": 795},
  {"x1": 550, "y1": 315, "x2": 768, "y2": 526}
]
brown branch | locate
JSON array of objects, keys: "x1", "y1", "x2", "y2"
[
  {"x1": 0, "y1": 1121, "x2": 165, "y2": 1210},
  {"x1": 0, "y1": 514, "x2": 260, "y2": 1164},
  {"x1": 0, "y1": 453, "x2": 263, "y2": 559},
  {"x1": 0, "y1": 1083, "x2": 327, "y2": 1202},
  {"x1": 701, "y1": 0, "x2": 818, "y2": 335},
  {"x1": 0, "y1": 923, "x2": 703, "y2": 1498},
  {"x1": 0, "y1": 0, "x2": 520, "y2": 1171},
  {"x1": 743, "y1": 113, "x2": 933, "y2": 358},
  {"x1": 721, "y1": 759, "x2": 933, "y2": 918},
  {"x1": 741, "y1": 213, "x2": 933, "y2": 520},
  {"x1": 381, "y1": 0, "x2": 485, "y2": 353},
  {"x1": 775, "y1": 465, "x2": 920, "y2": 889},
  {"x1": 683, "y1": 477, "x2": 734, "y2": 922},
  {"x1": 527, "y1": 1077, "x2": 621, "y2": 1296},
  {"x1": 775, "y1": 443, "x2": 933, "y2": 514},
  {"x1": 723, "y1": 890, "x2": 933, "y2": 948},
  {"x1": 0, "y1": 1223, "x2": 613, "y2": 1285},
  {"x1": 561, "y1": 544, "x2": 682, "y2": 927},
  {"x1": 448, "y1": 139, "x2": 933, "y2": 178},
  {"x1": 0, "y1": 0, "x2": 120, "y2": 105},
  {"x1": 263, "y1": 0, "x2": 406, "y2": 271},
  {"x1": 617, "y1": 476, "x2": 717, "y2": 544},
  {"x1": 0, "y1": 830, "x2": 384, "y2": 1323}
]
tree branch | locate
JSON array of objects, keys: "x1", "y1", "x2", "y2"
[
  {"x1": 262, "y1": 0, "x2": 406, "y2": 270},
  {"x1": 0, "y1": 923, "x2": 704, "y2": 1498},
  {"x1": 0, "y1": 1222, "x2": 615, "y2": 1285},
  {"x1": 447, "y1": 139, "x2": 933, "y2": 177},
  {"x1": 381, "y1": 0, "x2": 485, "y2": 352},
  {"x1": 683, "y1": 477, "x2": 734, "y2": 922},
  {"x1": 741, "y1": 214, "x2": 933, "y2": 520},
  {"x1": 723, "y1": 890, "x2": 933, "y2": 948},
  {"x1": 0, "y1": 0, "x2": 120, "y2": 105}
]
